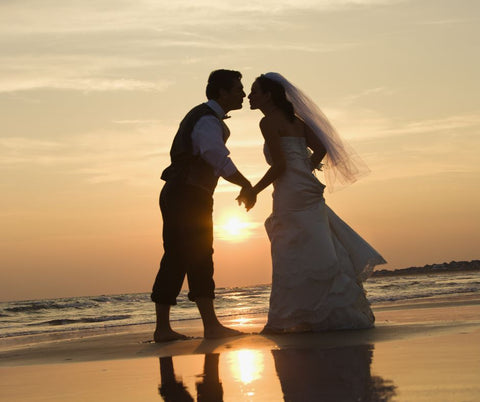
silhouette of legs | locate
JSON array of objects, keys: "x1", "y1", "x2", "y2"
[
  {"x1": 158, "y1": 356, "x2": 194, "y2": 402},
  {"x1": 196, "y1": 353, "x2": 224, "y2": 402},
  {"x1": 154, "y1": 304, "x2": 189, "y2": 342},
  {"x1": 158, "y1": 354, "x2": 224, "y2": 401},
  {"x1": 196, "y1": 297, "x2": 243, "y2": 339}
]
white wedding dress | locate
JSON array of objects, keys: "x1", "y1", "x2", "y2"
[{"x1": 263, "y1": 137, "x2": 386, "y2": 332}]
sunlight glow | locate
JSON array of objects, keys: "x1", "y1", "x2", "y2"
[
  {"x1": 215, "y1": 211, "x2": 257, "y2": 242},
  {"x1": 232, "y1": 317, "x2": 251, "y2": 325},
  {"x1": 225, "y1": 217, "x2": 248, "y2": 236}
]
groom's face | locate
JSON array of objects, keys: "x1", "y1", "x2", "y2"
[{"x1": 221, "y1": 79, "x2": 245, "y2": 112}]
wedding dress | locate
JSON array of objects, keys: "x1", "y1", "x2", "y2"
[{"x1": 263, "y1": 136, "x2": 386, "y2": 332}]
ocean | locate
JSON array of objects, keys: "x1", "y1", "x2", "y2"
[{"x1": 1, "y1": 271, "x2": 479, "y2": 340}]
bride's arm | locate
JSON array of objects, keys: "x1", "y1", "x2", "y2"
[
  {"x1": 251, "y1": 117, "x2": 286, "y2": 195},
  {"x1": 305, "y1": 123, "x2": 326, "y2": 170}
]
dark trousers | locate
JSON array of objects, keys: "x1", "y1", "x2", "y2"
[{"x1": 151, "y1": 182, "x2": 215, "y2": 305}]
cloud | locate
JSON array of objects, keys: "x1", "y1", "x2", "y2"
[
  {"x1": 0, "y1": 0, "x2": 406, "y2": 36},
  {"x1": 0, "y1": 0, "x2": 408, "y2": 95},
  {"x1": 373, "y1": 114, "x2": 480, "y2": 137},
  {"x1": 0, "y1": 122, "x2": 174, "y2": 186},
  {"x1": 0, "y1": 137, "x2": 65, "y2": 165},
  {"x1": 0, "y1": 0, "x2": 407, "y2": 52},
  {"x1": 0, "y1": 77, "x2": 171, "y2": 93},
  {"x1": 417, "y1": 18, "x2": 479, "y2": 26},
  {"x1": 345, "y1": 112, "x2": 480, "y2": 183},
  {"x1": 113, "y1": 119, "x2": 162, "y2": 125},
  {"x1": 332, "y1": 104, "x2": 480, "y2": 141},
  {"x1": 341, "y1": 87, "x2": 396, "y2": 106}
]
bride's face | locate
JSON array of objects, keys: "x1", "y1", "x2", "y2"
[{"x1": 248, "y1": 81, "x2": 270, "y2": 110}]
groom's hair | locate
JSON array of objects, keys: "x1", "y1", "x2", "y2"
[{"x1": 206, "y1": 69, "x2": 242, "y2": 100}]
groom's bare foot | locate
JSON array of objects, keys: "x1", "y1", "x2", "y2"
[
  {"x1": 153, "y1": 329, "x2": 189, "y2": 343},
  {"x1": 204, "y1": 325, "x2": 244, "y2": 339}
]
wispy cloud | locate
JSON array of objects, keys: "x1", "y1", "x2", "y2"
[
  {"x1": 0, "y1": 0, "x2": 410, "y2": 96},
  {"x1": 417, "y1": 18, "x2": 479, "y2": 26},
  {"x1": 0, "y1": 124, "x2": 174, "y2": 186},
  {"x1": 334, "y1": 107, "x2": 480, "y2": 141},
  {"x1": 0, "y1": 77, "x2": 171, "y2": 93},
  {"x1": 0, "y1": 138, "x2": 64, "y2": 165},
  {"x1": 374, "y1": 114, "x2": 480, "y2": 137},
  {"x1": 343, "y1": 112, "x2": 480, "y2": 183},
  {"x1": 113, "y1": 119, "x2": 163, "y2": 125},
  {"x1": 0, "y1": 0, "x2": 406, "y2": 35},
  {"x1": 0, "y1": 3, "x2": 356, "y2": 94},
  {"x1": 341, "y1": 87, "x2": 396, "y2": 106}
]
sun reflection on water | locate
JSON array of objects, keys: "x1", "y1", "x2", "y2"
[
  {"x1": 229, "y1": 349, "x2": 264, "y2": 385},
  {"x1": 231, "y1": 317, "x2": 251, "y2": 325}
]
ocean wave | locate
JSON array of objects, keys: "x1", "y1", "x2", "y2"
[
  {"x1": 154, "y1": 309, "x2": 268, "y2": 323},
  {"x1": 370, "y1": 287, "x2": 479, "y2": 303},
  {"x1": 216, "y1": 286, "x2": 270, "y2": 296},
  {"x1": 5, "y1": 301, "x2": 99, "y2": 313},
  {"x1": 2, "y1": 273, "x2": 479, "y2": 339},
  {"x1": 0, "y1": 320, "x2": 150, "y2": 338},
  {"x1": 90, "y1": 294, "x2": 146, "y2": 303},
  {"x1": 91, "y1": 296, "x2": 110, "y2": 302},
  {"x1": 27, "y1": 315, "x2": 131, "y2": 327},
  {"x1": 378, "y1": 284, "x2": 402, "y2": 289}
]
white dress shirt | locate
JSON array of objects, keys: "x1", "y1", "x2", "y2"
[{"x1": 191, "y1": 100, "x2": 238, "y2": 178}]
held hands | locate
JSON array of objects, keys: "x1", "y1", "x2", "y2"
[{"x1": 236, "y1": 186, "x2": 257, "y2": 211}]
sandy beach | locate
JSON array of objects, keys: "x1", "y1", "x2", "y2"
[{"x1": 1, "y1": 293, "x2": 480, "y2": 401}]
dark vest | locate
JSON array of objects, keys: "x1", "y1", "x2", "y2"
[{"x1": 161, "y1": 103, "x2": 224, "y2": 195}]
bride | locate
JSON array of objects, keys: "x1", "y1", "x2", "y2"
[{"x1": 238, "y1": 73, "x2": 386, "y2": 333}]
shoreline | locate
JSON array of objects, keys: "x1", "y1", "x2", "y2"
[
  {"x1": 1, "y1": 292, "x2": 479, "y2": 367},
  {"x1": 1, "y1": 293, "x2": 480, "y2": 401},
  {"x1": 3, "y1": 291, "x2": 478, "y2": 342}
]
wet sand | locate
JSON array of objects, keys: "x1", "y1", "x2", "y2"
[{"x1": 1, "y1": 293, "x2": 479, "y2": 401}]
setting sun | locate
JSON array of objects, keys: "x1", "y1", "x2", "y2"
[
  {"x1": 225, "y1": 217, "x2": 248, "y2": 236},
  {"x1": 215, "y1": 211, "x2": 257, "y2": 242}
]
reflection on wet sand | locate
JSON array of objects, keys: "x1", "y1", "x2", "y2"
[
  {"x1": 158, "y1": 354, "x2": 223, "y2": 402},
  {"x1": 157, "y1": 343, "x2": 396, "y2": 401},
  {"x1": 158, "y1": 356, "x2": 194, "y2": 402},
  {"x1": 272, "y1": 344, "x2": 396, "y2": 401},
  {"x1": 228, "y1": 349, "x2": 264, "y2": 385},
  {"x1": 196, "y1": 353, "x2": 223, "y2": 402}
]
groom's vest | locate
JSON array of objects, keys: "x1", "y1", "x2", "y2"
[{"x1": 161, "y1": 103, "x2": 224, "y2": 195}]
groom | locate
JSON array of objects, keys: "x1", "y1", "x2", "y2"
[{"x1": 151, "y1": 69, "x2": 255, "y2": 342}]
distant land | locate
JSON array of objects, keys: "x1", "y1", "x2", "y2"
[{"x1": 372, "y1": 260, "x2": 480, "y2": 277}]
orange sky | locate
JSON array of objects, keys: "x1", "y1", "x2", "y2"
[{"x1": 1, "y1": 0, "x2": 479, "y2": 301}]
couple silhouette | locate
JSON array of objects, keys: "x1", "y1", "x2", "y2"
[{"x1": 151, "y1": 69, "x2": 386, "y2": 342}]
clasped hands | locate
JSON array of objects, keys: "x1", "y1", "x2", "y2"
[{"x1": 236, "y1": 185, "x2": 256, "y2": 211}]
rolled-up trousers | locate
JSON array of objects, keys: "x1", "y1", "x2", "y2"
[{"x1": 151, "y1": 181, "x2": 215, "y2": 305}]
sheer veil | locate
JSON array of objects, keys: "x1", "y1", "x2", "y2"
[{"x1": 264, "y1": 72, "x2": 369, "y2": 191}]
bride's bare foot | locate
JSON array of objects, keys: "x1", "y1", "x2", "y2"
[
  {"x1": 204, "y1": 325, "x2": 244, "y2": 339},
  {"x1": 153, "y1": 329, "x2": 189, "y2": 343}
]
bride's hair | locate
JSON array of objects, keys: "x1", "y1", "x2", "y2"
[{"x1": 256, "y1": 75, "x2": 295, "y2": 122}]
